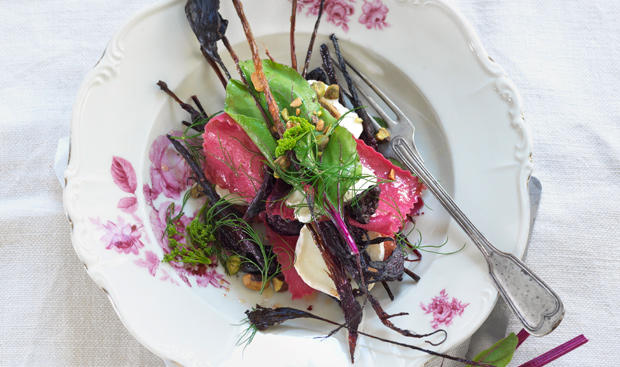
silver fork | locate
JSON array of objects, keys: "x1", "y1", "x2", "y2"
[{"x1": 335, "y1": 58, "x2": 564, "y2": 336}]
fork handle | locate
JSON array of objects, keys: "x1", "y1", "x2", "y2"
[{"x1": 392, "y1": 136, "x2": 564, "y2": 336}]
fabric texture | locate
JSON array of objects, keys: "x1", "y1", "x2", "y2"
[{"x1": 1, "y1": 0, "x2": 619, "y2": 366}]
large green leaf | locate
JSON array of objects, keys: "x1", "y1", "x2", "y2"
[
  {"x1": 239, "y1": 59, "x2": 337, "y2": 127},
  {"x1": 467, "y1": 333, "x2": 518, "y2": 367},
  {"x1": 224, "y1": 79, "x2": 277, "y2": 163},
  {"x1": 321, "y1": 126, "x2": 361, "y2": 205}
]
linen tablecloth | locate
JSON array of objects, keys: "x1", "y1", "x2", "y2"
[{"x1": 1, "y1": 0, "x2": 619, "y2": 365}]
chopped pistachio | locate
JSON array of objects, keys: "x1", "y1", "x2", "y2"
[
  {"x1": 316, "y1": 119, "x2": 325, "y2": 131},
  {"x1": 290, "y1": 97, "x2": 302, "y2": 107},
  {"x1": 243, "y1": 273, "x2": 268, "y2": 291},
  {"x1": 281, "y1": 107, "x2": 289, "y2": 121},
  {"x1": 316, "y1": 134, "x2": 330, "y2": 150},
  {"x1": 189, "y1": 184, "x2": 204, "y2": 198},
  {"x1": 375, "y1": 127, "x2": 391, "y2": 141},
  {"x1": 325, "y1": 84, "x2": 340, "y2": 99},
  {"x1": 272, "y1": 276, "x2": 288, "y2": 292},
  {"x1": 274, "y1": 155, "x2": 291, "y2": 170},
  {"x1": 317, "y1": 110, "x2": 323, "y2": 116},
  {"x1": 225, "y1": 255, "x2": 241, "y2": 275},
  {"x1": 311, "y1": 81, "x2": 327, "y2": 98}
]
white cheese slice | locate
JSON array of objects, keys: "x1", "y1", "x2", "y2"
[
  {"x1": 215, "y1": 185, "x2": 247, "y2": 205},
  {"x1": 294, "y1": 225, "x2": 382, "y2": 298},
  {"x1": 307, "y1": 80, "x2": 363, "y2": 139},
  {"x1": 285, "y1": 190, "x2": 312, "y2": 223}
]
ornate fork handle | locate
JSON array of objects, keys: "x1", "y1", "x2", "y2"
[{"x1": 392, "y1": 136, "x2": 564, "y2": 336}]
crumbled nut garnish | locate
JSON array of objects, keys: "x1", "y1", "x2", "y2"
[
  {"x1": 316, "y1": 134, "x2": 330, "y2": 150},
  {"x1": 317, "y1": 110, "x2": 323, "y2": 116},
  {"x1": 316, "y1": 119, "x2": 325, "y2": 131},
  {"x1": 225, "y1": 255, "x2": 241, "y2": 275},
  {"x1": 375, "y1": 127, "x2": 391, "y2": 141},
  {"x1": 189, "y1": 184, "x2": 204, "y2": 198},
  {"x1": 295, "y1": 108, "x2": 301, "y2": 116},
  {"x1": 325, "y1": 84, "x2": 340, "y2": 99},
  {"x1": 311, "y1": 81, "x2": 326, "y2": 98},
  {"x1": 250, "y1": 71, "x2": 263, "y2": 92},
  {"x1": 388, "y1": 168, "x2": 396, "y2": 180},
  {"x1": 286, "y1": 121, "x2": 295, "y2": 129},
  {"x1": 272, "y1": 276, "x2": 288, "y2": 292},
  {"x1": 243, "y1": 273, "x2": 268, "y2": 291},
  {"x1": 281, "y1": 108, "x2": 289, "y2": 121},
  {"x1": 319, "y1": 97, "x2": 341, "y2": 118},
  {"x1": 290, "y1": 97, "x2": 302, "y2": 107},
  {"x1": 274, "y1": 155, "x2": 291, "y2": 170}
]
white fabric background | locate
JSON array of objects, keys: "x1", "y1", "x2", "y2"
[{"x1": 1, "y1": 0, "x2": 618, "y2": 366}]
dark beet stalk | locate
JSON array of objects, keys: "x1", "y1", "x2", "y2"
[
  {"x1": 243, "y1": 168, "x2": 276, "y2": 221},
  {"x1": 381, "y1": 281, "x2": 395, "y2": 301},
  {"x1": 244, "y1": 306, "x2": 492, "y2": 367},
  {"x1": 202, "y1": 47, "x2": 228, "y2": 89},
  {"x1": 329, "y1": 34, "x2": 378, "y2": 149},
  {"x1": 301, "y1": 0, "x2": 326, "y2": 78},
  {"x1": 265, "y1": 214, "x2": 304, "y2": 236},
  {"x1": 191, "y1": 95, "x2": 207, "y2": 117},
  {"x1": 308, "y1": 221, "x2": 362, "y2": 363},
  {"x1": 264, "y1": 47, "x2": 275, "y2": 62},
  {"x1": 404, "y1": 268, "x2": 420, "y2": 282},
  {"x1": 157, "y1": 81, "x2": 203, "y2": 123},
  {"x1": 320, "y1": 44, "x2": 338, "y2": 85},
  {"x1": 290, "y1": 0, "x2": 298, "y2": 71},
  {"x1": 232, "y1": 0, "x2": 284, "y2": 138},
  {"x1": 366, "y1": 293, "x2": 447, "y2": 345}
]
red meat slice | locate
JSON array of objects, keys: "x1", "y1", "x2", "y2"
[
  {"x1": 354, "y1": 138, "x2": 425, "y2": 235},
  {"x1": 264, "y1": 227, "x2": 315, "y2": 299},
  {"x1": 201, "y1": 113, "x2": 266, "y2": 204}
]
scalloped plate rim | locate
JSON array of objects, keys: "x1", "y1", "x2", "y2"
[{"x1": 64, "y1": 0, "x2": 533, "y2": 365}]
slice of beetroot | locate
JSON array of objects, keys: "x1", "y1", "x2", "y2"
[
  {"x1": 354, "y1": 138, "x2": 425, "y2": 235},
  {"x1": 202, "y1": 113, "x2": 265, "y2": 203},
  {"x1": 264, "y1": 226, "x2": 315, "y2": 299}
]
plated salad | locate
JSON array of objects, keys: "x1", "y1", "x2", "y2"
[{"x1": 156, "y1": 0, "x2": 482, "y2": 365}]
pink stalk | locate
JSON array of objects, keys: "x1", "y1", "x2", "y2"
[
  {"x1": 516, "y1": 329, "x2": 530, "y2": 349},
  {"x1": 518, "y1": 334, "x2": 588, "y2": 367},
  {"x1": 324, "y1": 200, "x2": 359, "y2": 254}
]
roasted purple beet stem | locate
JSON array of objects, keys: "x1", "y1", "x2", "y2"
[
  {"x1": 329, "y1": 34, "x2": 378, "y2": 149},
  {"x1": 301, "y1": 0, "x2": 326, "y2": 78},
  {"x1": 290, "y1": 0, "x2": 298, "y2": 71},
  {"x1": 243, "y1": 168, "x2": 276, "y2": 221}
]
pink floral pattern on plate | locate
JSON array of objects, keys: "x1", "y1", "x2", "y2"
[
  {"x1": 296, "y1": 0, "x2": 389, "y2": 32},
  {"x1": 90, "y1": 135, "x2": 229, "y2": 290},
  {"x1": 420, "y1": 289, "x2": 469, "y2": 329}
]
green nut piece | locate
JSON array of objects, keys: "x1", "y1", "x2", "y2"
[
  {"x1": 225, "y1": 255, "x2": 241, "y2": 275},
  {"x1": 316, "y1": 134, "x2": 330, "y2": 150},
  {"x1": 281, "y1": 107, "x2": 290, "y2": 121},
  {"x1": 375, "y1": 127, "x2": 391, "y2": 141},
  {"x1": 311, "y1": 81, "x2": 327, "y2": 98},
  {"x1": 324, "y1": 84, "x2": 340, "y2": 100}
]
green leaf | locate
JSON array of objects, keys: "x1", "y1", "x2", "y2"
[
  {"x1": 321, "y1": 126, "x2": 361, "y2": 205},
  {"x1": 224, "y1": 79, "x2": 277, "y2": 163},
  {"x1": 468, "y1": 333, "x2": 518, "y2": 367},
  {"x1": 239, "y1": 59, "x2": 337, "y2": 127}
]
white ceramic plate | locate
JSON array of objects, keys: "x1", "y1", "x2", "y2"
[{"x1": 64, "y1": 0, "x2": 532, "y2": 366}]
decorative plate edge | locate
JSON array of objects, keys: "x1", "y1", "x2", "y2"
[{"x1": 63, "y1": 0, "x2": 533, "y2": 365}]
